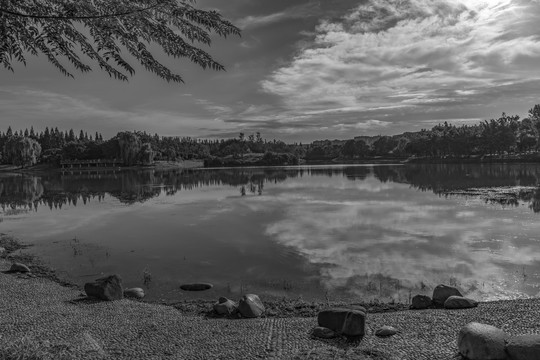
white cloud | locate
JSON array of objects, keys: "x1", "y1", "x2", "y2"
[
  {"x1": 261, "y1": 0, "x2": 540, "y2": 124},
  {"x1": 236, "y1": 2, "x2": 320, "y2": 29}
]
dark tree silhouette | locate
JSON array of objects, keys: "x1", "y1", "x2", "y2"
[{"x1": 0, "y1": 0, "x2": 240, "y2": 82}]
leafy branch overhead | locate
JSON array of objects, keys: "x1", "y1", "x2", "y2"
[{"x1": 0, "y1": 0, "x2": 241, "y2": 82}]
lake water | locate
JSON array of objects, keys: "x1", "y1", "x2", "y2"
[{"x1": 2, "y1": 164, "x2": 540, "y2": 303}]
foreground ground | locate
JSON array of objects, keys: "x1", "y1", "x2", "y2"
[{"x1": 1, "y1": 258, "x2": 539, "y2": 360}]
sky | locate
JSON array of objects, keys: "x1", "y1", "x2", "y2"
[{"x1": 1, "y1": 0, "x2": 540, "y2": 142}]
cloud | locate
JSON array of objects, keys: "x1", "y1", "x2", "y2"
[
  {"x1": 261, "y1": 0, "x2": 540, "y2": 128},
  {"x1": 258, "y1": 177, "x2": 540, "y2": 300},
  {"x1": 236, "y1": 2, "x2": 321, "y2": 29}
]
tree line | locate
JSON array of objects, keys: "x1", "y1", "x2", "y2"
[{"x1": 1, "y1": 104, "x2": 540, "y2": 168}]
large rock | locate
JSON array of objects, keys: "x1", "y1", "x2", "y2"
[
  {"x1": 237, "y1": 294, "x2": 265, "y2": 318},
  {"x1": 433, "y1": 284, "x2": 462, "y2": 307},
  {"x1": 179, "y1": 283, "x2": 213, "y2": 291},
  {"x1": 312, "y1": 327, "x2": 336, "y2": 339},
  {"x1": 444, "y1": 296, "x2": 478, "y2": 309},
  {"x1": 317, "y1": 308, "x2": 366, "y2": 337},
  {"x1": 124, "y1": 287, "x2": 145, "y2": 299},
  {"x1": 506, "y1": 334, "x2": 540, "y2": 360},
  {"x1": 411, "y1": 295, "x2": 432, "y2": 309},
  {"x1": 457, "y1": 322, "x2": 507, "y2": 360},
  {"x1": 10, "y1": 262, "x2": 30, "y2": 273},
  {"x1": 213, "y1": 297, "x2": 237, "y2": 316},
  {"x1": 84, "y1": 275, "x2": 123, "y2": 301}
]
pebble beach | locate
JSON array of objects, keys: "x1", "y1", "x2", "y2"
[{"x1": 1, "y1": 257, "x2": 540, "y2": 360}]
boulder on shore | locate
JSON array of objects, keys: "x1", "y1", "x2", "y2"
[
  {"x1": 213, "y1": 297, "x2": 237, "y2": 316},
  {"x1": 506, "y1": 334, "x2": 540, "y2": 360},
  {"x1": 457, "y1": 322, "x2": 507, "y2": 360},
  {"x1": 411, "y1": 295, "x2": 432, "y2": 310},
  {"x1": 317, "y1": 308, "x2": 366, "y2": 337},
  {"x1": 124, "y1": 288, "x2": 145, "y2": 299},
  {"x1": 9, "y1": 262, "x2": 30, "y2": 273},
  {"x1": 84, "y1": 275, "x2": 123, "y2": 301},
  {"x1": 432, "y1": 284, "x2": 462, "y2": 307},
  {"x1": 179, "y1": 283, "x2": 213, "y2": 291},
  {"x1": 444, "y1": 296, "x2": 478, "y2": 309},
  {"x1": 237, "y1": 294, "x2": 265, "y2": 318}
]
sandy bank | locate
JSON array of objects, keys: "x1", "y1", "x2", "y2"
[{"x1": 1, "y1": 257, "x2": 539, "y2": 360}]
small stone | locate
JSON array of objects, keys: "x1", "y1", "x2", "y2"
[
  {"x1": 10, "y1": 262, "x2": 30, "y2": 273},
  {"x1": 0, "y1": 247, "x2": 6, "y2": 255},
  {"x1": 432, "y1": 284, "x2": 463, "y2": 307},
  {"x1": 317, "y1": 308, "x2": 366, "y2": 337},
  {"x1": 444, "y1": 295, "x2": 478, "y2": 309},
  {"x1": 84, "y1": 275, "x2": 123, "y2": 301},
  {"x1": 411, "y1": 295, "x2": 432, "y2": 309},
  {"x1": 312, "y1": 327, "x2": 336, "y2": 339},
  {"x1": 213, "y1": 297, "x2": 237, "y2": 315},
  {"x1": 237, "y1": 294, "x2": 265, "y2": 318},
  {"x1": 179, "y1": 283, "x2": 213, "y2": 291},
  {"x1": 506, "y1": 334, "x2": 540, "y2": 360},
  {"x1": 457, "y1": 322, "x2": 507, "y2": 360},
  {"x1": 375, "y1": 326, "x2": 398, "y2": 337},
  {"x1": 124, "y1": 288, "x2": 145, "y2": 299}
]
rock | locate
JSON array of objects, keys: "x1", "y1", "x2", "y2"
[
  {"x1": 444, "y1": 295, "x2": 478, "y2": 309},
  {"x1": 123, "y1": 287, "x2": 145, "y2": 299},
  {"x1": 84, "y1": 275, "x2": 123, "y2": 301},
  {"x1": 0, "y1": 247, "x2": 6, "y2": 255},
  {"x1": 457, "y1": 322, "x2": 507, "y2": 360},
  {"x1": 375, "y1": 326, "x2": 398, "y2": 337},
  {"x1": 432, "y1": 284, "x2": 462, "y2": 307},
  {"x1": 10, "y1": 262, "x2": 30, "y2": 273},
  {"x1": 213, "y1": 297, "x2": 237, "y2": 315},
  {"x1": 312, "y1": 327, "x2": 336, "y2": 339},
  {"x1": 506, "y1": 334, "x2": 540, "y2": 360},
  {"x1": 411, "y1": 295, "x2": 432, "y2": 309},
  {"x1": 237, "y1": 294, "x2": 265, "y2": 318},
  {"x1": 317, "y1": 308, "x2": 366, "y2": 337},
  {"x1": 179, "y1": 283, "x2": 213, "y2": 291}
]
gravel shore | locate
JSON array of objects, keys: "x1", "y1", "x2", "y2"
[{"x1": 1, "y1": 258, "x2": 539, "y2": 360}]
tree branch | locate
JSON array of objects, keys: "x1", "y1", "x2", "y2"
[{"x1": 0, "y1": 2, "x2": 165, "y2": 20}]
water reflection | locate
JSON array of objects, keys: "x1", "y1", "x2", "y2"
[
  {"x1": 3, "y1": 164, "x2": 540, "y2": 213},
  {"x1": 1, "y1": 164, "x2": 540, "y2": 302}
]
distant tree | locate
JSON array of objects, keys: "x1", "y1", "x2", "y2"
[
  {"x1": 0, "y1": 0, "x2": 240, "y2": 82},
  {"x1": 3, "y1": 136, "x2": 41, "y2": 167},
  {"x1": 139, "y1": 143, "x2": 155, "y2": 165},
  {"x1": 117, "y1": 131, "x2": 141, "y2": 165}
]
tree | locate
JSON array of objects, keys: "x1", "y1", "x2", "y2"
[
  {"x1": 0, "y1": 0, "x2": 240, "y2": 82},
  {"x1": 117, "y1": 131, "x2": 141, "y2": 165},
  {"x1": 139, "y1": 143, "x2": 155, "y2": 165},
  {"x1": 3, "y1": 136, "x2": 41, "y2": 167}
]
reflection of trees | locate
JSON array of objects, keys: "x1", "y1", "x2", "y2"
[
  {"x1": 3, "y1": 164, "x2": 540, "y2": 214},
  {"x1": 393, "y1": 164, "x2": 540, "y2": 213}
]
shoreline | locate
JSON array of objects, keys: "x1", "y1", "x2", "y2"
[
  {"x1": 1, "y1": 233, "x2": 535, "y2": 315},
  {"x1": 2, "y1": 235, "x2": 540, "y2": 359},
  {"x1": 0, "y1": 160, "x2": 204, "y2": 174},
  {"x1": 0, "y1": 234, "x2": 411, "y2": 317}
]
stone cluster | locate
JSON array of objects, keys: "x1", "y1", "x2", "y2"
[
  {"x1": 411, "y1": 283, "x2": 479, "y2": 310},
  {"x1": 83, "y1": 274, "x2": 145, "y2": 301},
  {"x1": 212, "y1": 294, "x2": 266, "y2": 318}
]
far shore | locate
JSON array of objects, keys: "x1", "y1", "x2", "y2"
[{"x1": 0, "y1": 160, "x2": 204, "y2": 174}]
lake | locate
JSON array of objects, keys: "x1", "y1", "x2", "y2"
[{"x1": 1, "y1": 163, "x2": 540, "y2": 303}]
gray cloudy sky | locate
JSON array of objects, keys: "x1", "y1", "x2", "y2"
[{"x1": 1, "y1": 0, "x2": 540, "y2": 141}]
